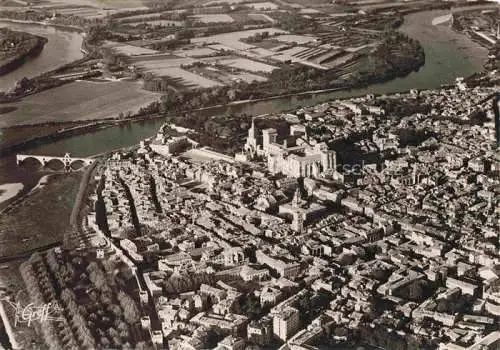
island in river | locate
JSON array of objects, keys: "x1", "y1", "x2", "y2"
[{"x1": 0, "y1": 27, "x2": 47, "y2": 76}]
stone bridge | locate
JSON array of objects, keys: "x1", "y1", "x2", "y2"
[{"x1": 16, "y1": 153, "x2": 95, "y2": 170}]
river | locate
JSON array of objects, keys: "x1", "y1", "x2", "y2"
[
  {"x1": 0, "y1": 20, "x2": 84, "y2": 91},
  {"x1": 0, "y1": 6, "x2": 492, "y2": 206}
]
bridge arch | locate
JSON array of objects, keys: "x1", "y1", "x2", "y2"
[
  {"x1": 43, "y1": 158, "x2": 67, "y2": 170},
  {"x1": 69, "y1": 159, "x2": 86, "y2": 170},
  {"x1": 17, "y1": 155, "x2": 46, "y2": 167}
]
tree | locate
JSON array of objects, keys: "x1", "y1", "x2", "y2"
[
  {"x1": 135, "y1": 341, "x2": 151, "y2": 350},
  {"x1": 240, "y1": 294, "x2": 262, "y2": 320},
  {"x1": 227, "y1": 89, "x2": 237, "y2": 101},
  {"x1": 408, "y1": 281, "x2": 424, "y2": 301},
  {"x1": 117, "y1": 291, "x2": 140, "y2": 324},
  {"x1": 436, "y1": 299, "x2": 448, "y2": 313}
]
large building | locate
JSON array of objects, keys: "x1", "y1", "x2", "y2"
[
  {"x1": 150, "y1": 124, "x2": 199, "y2": 156},
  {"x1": 255, "y1": 250, "x2": 301, "y2": 279},
  {"x1": 272, "y1": 306, "x2": 300, "y2": 341},
  {"x1": 242, "y1": 119, "x2": 337, "y2": 178}
]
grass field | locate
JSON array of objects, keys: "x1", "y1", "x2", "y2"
[
  {"x1": 192, "y1": 14, "x2": 235, "y2": 23},
  {"x1": 191, "y1": 28, "x2": 288, "y2": 51},
  {"x1": 104, "y1": 41, "x2": 159, "y2": 55},
  {"x1": 229, "y1": 72, "x2": 267, "y2": 83},
  {"x1": 219, "y1": 57, "x2": 277, "y2": 73},
  {"x1": 40, "y1": 0, "x2": 147, "y2": 9},
  {"x1": 151, "y1": 67, "x2": 224, "y2": 88},
  {"x1": 245, "y1": 2, "x2": 278, "y2": 10},
  {"x1": 117, "y1": 12, "x2": 162, "y2": 21},
  {"x1": 0, "y1": 173, "x2": 81, "y2": 257},
  {"x1": 126, "y1": 19, "x2": 184, "y2": 27},
  {"x1": 276, "y1": 34, "x2": 318, "y2": 45},
  {"x1": 204, "y1": 0, "x2": 247, "y2": 5},
  {"x1": 0, "y1": 80, "x2": 161, "y2": 127}
]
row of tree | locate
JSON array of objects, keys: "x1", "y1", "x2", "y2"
[{"x1": 21, "y1": 250, "x2": 146, "y2": 349}]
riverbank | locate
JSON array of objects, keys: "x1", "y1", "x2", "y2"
[
  {"x1": 0, "y1": 17, "x2": 84, "y2": 32},
  {"x1": 0, "y1": 182, "x2": 23, "y2": 204},
  {"x1": 0, "y1": 172, "x2": 81, "y2": 257},
  {"x1": 0, "y1": 174, "x2": 50, "y2": 213},
  {"x1": 0, "y1": 28, "x2": 47, "y2": 76}
]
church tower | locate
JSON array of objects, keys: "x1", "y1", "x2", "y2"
[
  {"x1": 291, "y1": 212, "x2": 304, "y2": 233},
  {"x1": 245, "y1": 118, "x2": 259, "y2": 155},
  {"x1": 292, "y1": 188, "x2": 301, "y2": 208}
]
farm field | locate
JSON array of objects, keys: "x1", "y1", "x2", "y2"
[
  {"x1": 44, "y1": 6, "x2": 104, "y2": 17},
  {"x1": 248, "y1": 13, "x2": 276, "y2": 23},
  {"x1": 117, "y1": 12, "x2": 162, "y2": 21},
  {"x1": 132, "y1": 55, "x2": 195, "y2": 69},
  {"x1": 191, "y1": 28, "x2": 288, "y2": 51},
  {"x1": 0, "y1": 81, "x2": 161, "y2": 127},
  {"x1": 192, "y1": 14, "x2": 235, "y2": 23},
  {"x1": 299, "y1": 8, "x2": 320, "y2": 13},
  {"x1": 40, "y1": 0, "x2": 148, "y2": 9},
  {"x1": 218, "y1": 57, "x2": 277, "y2": 73},
  {"x1": 230, "y1": 72, "x2": 267, "y2": 83},
  {"x1": 149, "y1": 67, "x2": 224, "y2": 88},
  {"x1": 175, "y1": 47, "x2": 218, "y2": 58},
  {"x1": 245, "y1": 2, "x2": 279, "y2": 10},
  {"x1": 275, "y1": 34, "x2": 318, "y2": 44},
  {"x1": 98, "y1": 9, "x2": 185, "y2": 21},
  {"x1": 204, "y1": 0, "x2": 248, "y2": 5},
  {"x1": 189, "y1": 64, "x2": 268, "y2": 85},
  {"x1": 104, "y1": 41, "x2": 159, "y2": 55},
  {"x1": 126, "y1": 19, "x2": 184, "y2": 27},
  {"x1": 26, "y1": 0, "x2": 149, "y2": 18}
]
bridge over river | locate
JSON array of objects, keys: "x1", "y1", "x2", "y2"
[{"x1": 16, "y1": 153, "x2": 95, "y2": 170}]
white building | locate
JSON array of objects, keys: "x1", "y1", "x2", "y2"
[{"x1": 273, "y1": 306, "x2": 300, "y2": 341}]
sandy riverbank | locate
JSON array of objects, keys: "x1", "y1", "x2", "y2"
[
  {"x1": 27, "y1": 174, "x2": 49, "y2": 194},
  {"x1": 0, "y1": 183, "x2": 23, "y2": 205}
]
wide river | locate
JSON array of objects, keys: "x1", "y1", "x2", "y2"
[
  {"x1": 0, "y1": 6, "x2": 492, "y2": 203},
  {"x1": 0, "y1": 21, "x2": 84, "y2": 90}
]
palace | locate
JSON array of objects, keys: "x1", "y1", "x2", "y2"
[{"x1": 240, "y1": 119, "x2": 337, "y2": 179}]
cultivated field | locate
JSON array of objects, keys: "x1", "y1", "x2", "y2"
[
  {"x1": 27, "y1": 0, "x2": 149, "y2": 18},
  {"x1": 276, "y1": 34, "x2": 318, "y2": 44},
  {"x1": 132, "y1": 54, "x2": 195, "y2": 69},
  {"x1": 192, "y1": 14, "x2": 235, "y2": 23},
  {"x1": 191, "y1": 28, "x2": 288, "y2": 51},
  {"x1": 0, "y1": 81, "x2": 161, "y2": 127},
  {"x1": 245, "y1": 2, "x2": 278, "y2": 10},
  {"x1": 230, "y1": 72, "x2": 268, "y2": 83},
  {"x1": 42, "y1": 0, "x2": 147, "y2": 9},
  {"x1": 204, "y1": 0, "x2": 248, "y2": 5},
  {"x1": 175, "y1": 47, "x2": 218, "y2": 58},
  {"x1": 126, "y1": 19, "x2": 184, "y2": 27},
  {"x1": 104, "y1": 41, "x2": 159, "y2": 55},
  {"x1": 248, "y1": 13, "x2": 276, "y2": 23},
  {"x1": 42, "y1": 6, "x2": 106, "y2": 18},
  {"x1": 218, "y1": 57, "x2": 277, "y2": 73},
  {"x1": 117, "y1": 12, "x2": 162, "y2": 21},
  {"x1": 149, "y1": 67, "x2": 224, "y2": 88}
]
